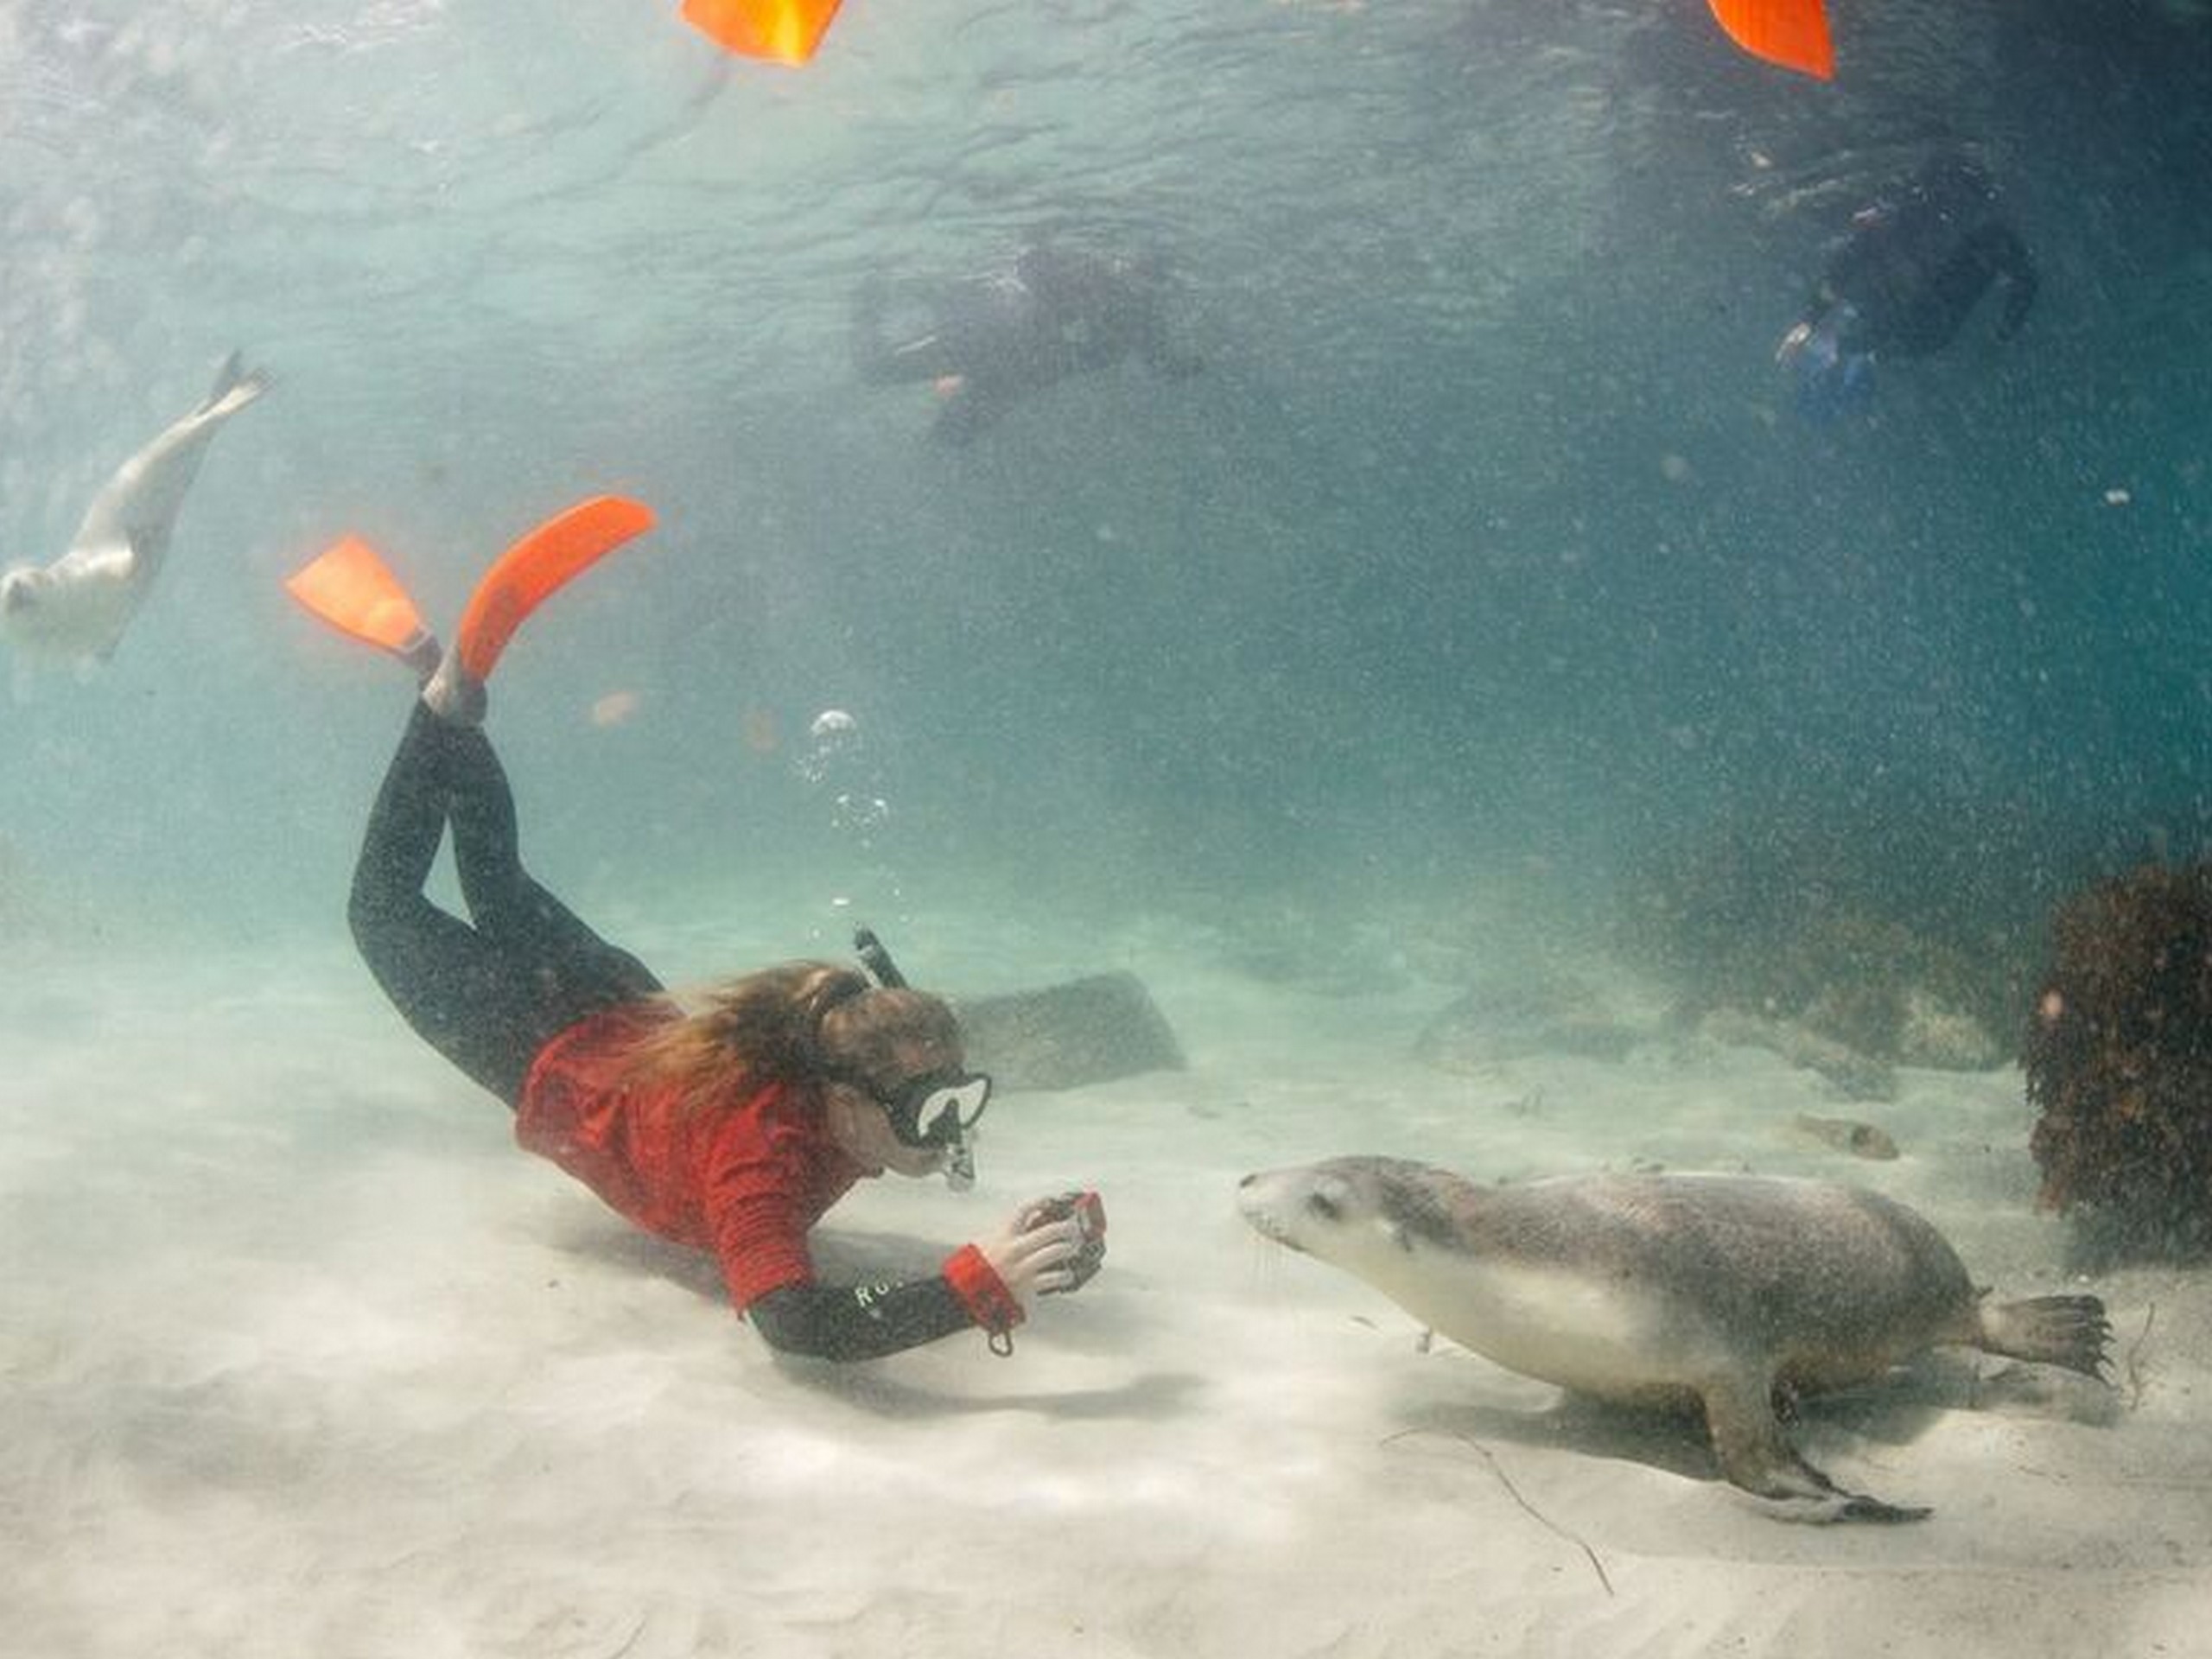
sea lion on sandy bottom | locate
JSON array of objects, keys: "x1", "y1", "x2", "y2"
[
  {"x1": 2, "y1": 350, "x2": 269, "y2": 677},
  {"x1": 1236, "y1": 1156, "x2": 2110, "y2": 1522}
]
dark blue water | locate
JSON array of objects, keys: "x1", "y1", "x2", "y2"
[{"x1": 3, "y1": 0, "x2": 2209, "y2": 969}]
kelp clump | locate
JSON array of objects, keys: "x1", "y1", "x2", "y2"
[{"x1": 2024, "y1": 861, "x2": 2212, "y2": 1260}]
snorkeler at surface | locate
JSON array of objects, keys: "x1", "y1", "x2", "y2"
[
  {"x1": 1777, "y1": 156, "x2": 2038, "y2": 421},
  {"x1": 285, "y1": 498, "x2": 1100, "y2": 1363},
  {"x1": 853, "y1": 242, "x2": 1203, "y2": 444}
]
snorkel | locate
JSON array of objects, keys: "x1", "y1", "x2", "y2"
[
  {"x1": 851, "y1": 927, "x2": 987, "y2": 1192},
  {"x1": 853, "y1": 925, "x2": 906, "y2": 990}
]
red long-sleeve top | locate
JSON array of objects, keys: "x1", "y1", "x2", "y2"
[{"x1": 514, "y1": 1003, "x2": 869, "y2": 1311}]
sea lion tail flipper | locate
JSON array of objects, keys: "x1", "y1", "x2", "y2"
[
  {"x1": 450, "y1": 494, "x2": 656, "y2": 685},
  {"x1": 285, "y1": 536, "x2": 441, "y2": 677},
  {"x1": 207, "y1": 350, "x2": 245, "y2": 401},
  {"x1": 200, "y1": 350, "x2": 271, "y2": 419},
  {"x1": 1978, "y1": 1294, "x2": 2113, "y2": 1379}
]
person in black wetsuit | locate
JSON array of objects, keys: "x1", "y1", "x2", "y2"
[
  {"x1": 1777, "y1": 156, "x2": 2038, "y2": 420},
  {"x1": 291, "y1": 510, "x2": 1098, "y2": 1363},
  {"x1": 854, "y1": 243, "x2": 1202, "y2": 443}
]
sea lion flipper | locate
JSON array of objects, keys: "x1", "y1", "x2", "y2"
[
  {"x1": 1700, "y1": 1373, "x2": 1929, "y2": 1523},
  {"x1": 71, "y1": 537, "x2": 139, "y2": 584},
  {"x1": 1829, "y1": 1491, "x2": 1933, "y2": 1523},
  {"x1": 118, "y1": 531, "x2": 158, "y2": 599},
  {"x1": 207, "y1": 349, "x2": 245, "y2": 404},
  {"x1": 199, "y1": 353, "x2": 270, "y2": 420},
  {"x1": 1979, "y1": 1293, "x2": 2112, "y2": 1378}
]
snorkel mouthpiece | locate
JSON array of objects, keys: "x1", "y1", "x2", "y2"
[{"x1": 944, "y1": 1130, "x2": 976, "y2": 1192}]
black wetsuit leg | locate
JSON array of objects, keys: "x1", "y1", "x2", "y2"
[{"x1": 348, "y1": 702, "x2": 664, "y2": 1106}]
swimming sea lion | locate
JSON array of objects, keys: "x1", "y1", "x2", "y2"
[
  {"x1": 2, "y1": 351, "x2": 269, "y2": 675},
  {"x1": 1237, "y1": 1156, "x2": 2110, "y2": 1522}
]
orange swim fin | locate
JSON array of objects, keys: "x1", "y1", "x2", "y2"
[
  {"x1": 681, "y1": 0, "x2": 843, "y2": 64},
  {"x1": 1707, "y1": 0, "x2": 1834, "y2": 80},
  {"x1": 453, "y1": 494, "x2": 658, "y2": 684},
  {"x1": 286, "y1": 535, "x2": 437, "y2": 670}
]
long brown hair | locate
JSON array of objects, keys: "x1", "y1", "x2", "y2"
[{"x1": 621, "y1": 961, "x2": 960, "y2": 1116}]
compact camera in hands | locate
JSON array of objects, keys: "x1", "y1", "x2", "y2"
[{"x1": 1023, "y1": 1190, "x2": 1107, "y2": 1293}]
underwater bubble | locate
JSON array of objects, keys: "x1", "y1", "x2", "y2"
[
  {"x1": 588, "y1": 689, "x2": 642, "y2": 728},
  {"x1": 830, "y1": 791, "x2": 891, "y2": 843},
  {"x1": 800, "y1": 708, "x2": 868, "y2": 788}
]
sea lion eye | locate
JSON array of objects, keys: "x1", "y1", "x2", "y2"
[{"x1": 1306, "y1": 1190, "x2": 1341, "y2": 1222}]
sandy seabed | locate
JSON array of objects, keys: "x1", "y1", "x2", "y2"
[{"x1": 4, "y1": 914, "x2": 2207, "y2": 1659}]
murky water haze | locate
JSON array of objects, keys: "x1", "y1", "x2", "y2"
[{"x1": 2, "y1": 0, "x2": 2208, "y2": 951}]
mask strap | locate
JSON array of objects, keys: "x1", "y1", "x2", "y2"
[{"x1": 807, "y1": 973, "x2": 873, "y2": 1073}]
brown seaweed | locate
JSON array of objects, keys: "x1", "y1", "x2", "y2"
[{"x1": 2023, "y1": 861, "x2": 2212, "y2": 1262}]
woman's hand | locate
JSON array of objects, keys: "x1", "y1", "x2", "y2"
[{"x1": 976, "y1": 1203, "x2": 1084, "y2": 1306}]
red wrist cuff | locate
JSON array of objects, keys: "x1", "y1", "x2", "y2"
[{"x1": 943, "y1": 1244, "x2": 1025, "y2": 1334}]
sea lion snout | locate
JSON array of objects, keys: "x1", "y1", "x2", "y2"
[
  {"x1": 1236, "y1": 1166, "x2": 1319, "y2": 1252},
  {"x1": 1237, "y1": 1163, "x2": 1373, "y2": 1256},
  {"x1": 1235, "y1": 1168, "x2": 1300, "y2": 1250}
]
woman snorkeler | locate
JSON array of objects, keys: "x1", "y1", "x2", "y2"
[{"x1": 285, "y1": 496, "x2": 1098, "y2": 1362}]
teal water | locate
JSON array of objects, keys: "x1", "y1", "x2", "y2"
[
  {"x1": 4, "y1": 0, "x2": 2207, "y2": 954},
  {"x1": 5, "y1": 6, "x2": 2212, "y2": 1649}
]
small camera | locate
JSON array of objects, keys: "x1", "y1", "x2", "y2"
[
  {"x1": 1025, "y1": 1189, "x2": 1107, "y2": 1292},
  {"x1": 1030, "y1": 1188, "x2": 1104, "y2": 1242}
]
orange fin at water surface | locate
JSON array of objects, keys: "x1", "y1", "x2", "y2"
[
  {"x1": 1707, "y1": 0, "x2": 1834, "y2": 80},
  {"x1": 681, "y1": 0, "x2": 843, "y2": 64},
  {"x1": 286, "y1": 535, "x2": 432, "y2": 661},
  {"x1": 454, "y1": 495, "x2": 658, "y2": 683}
]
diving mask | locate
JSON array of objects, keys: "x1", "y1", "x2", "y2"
[
  {"x1": 842, "y1": 925, "x2": 984, "y2": 1186},
  {"x1": 840, "y1": 1065, "x2": 988, "y2": 1192},
  {"x1": 872, "y1": 1066, "x2": 992, "y2": 1150}
]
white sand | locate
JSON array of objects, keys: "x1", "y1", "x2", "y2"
[{"x1": 4, "y1": 919, "x2": 2207, "y2": 1659}]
